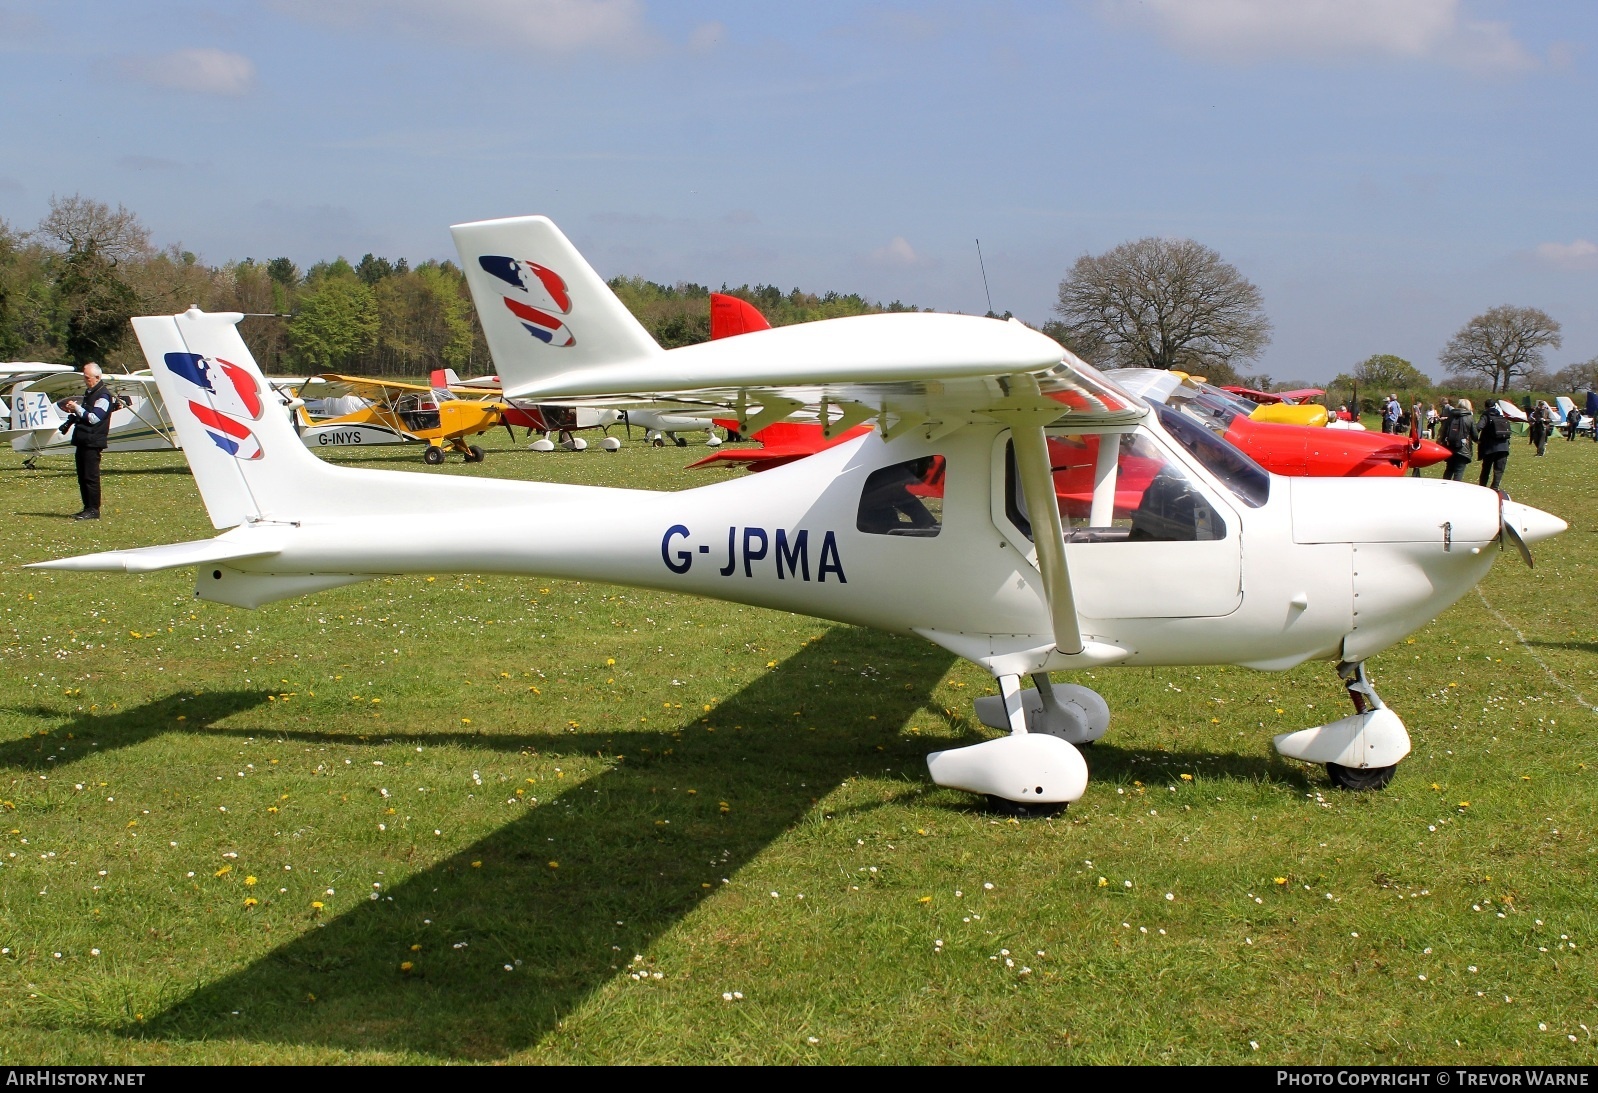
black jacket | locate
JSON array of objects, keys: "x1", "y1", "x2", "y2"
[
  {"x1": 1441, "y1": 407, "x2": 1475, "y2": 459},
  {"x1": 62, "y1": 381, "x2": 115, "y2": 450},
  {"x1": 1476, "y1": 407, "x2": 1512, "y2": 459}
]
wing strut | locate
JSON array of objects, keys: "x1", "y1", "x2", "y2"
[{"x1": 1005, "y1": 394, "x2": 1085, "y2": 656}]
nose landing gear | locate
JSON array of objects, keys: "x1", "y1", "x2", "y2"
[{"x1": 1273, "y1": 660, "x2": 1410, "y2": 790}]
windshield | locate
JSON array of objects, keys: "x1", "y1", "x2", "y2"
[{"x1": 1153, "y1": 402, "x2": 1270, "y2": 508}]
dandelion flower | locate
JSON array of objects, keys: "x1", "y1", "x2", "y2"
[
  {"x1": 311, "y1": 901, "x2": 324, "y2": 911},
  {"x1": 244, "y1": 876, "x2": 257, "y2": 886},
  {"x1": 400, "y1": 961, "x2": 414, "y2": 972},
  {"x1": 243, "y1": 897, "x2": 258, "y2": 907}
]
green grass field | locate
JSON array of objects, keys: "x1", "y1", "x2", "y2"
[{"x1": 1, "y1": 428, "x2": 1594, "y2": 1064}]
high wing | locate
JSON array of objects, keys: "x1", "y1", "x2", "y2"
[
  {"x1": 453, "y1": 216, "x2": 1140, "y2": 440},
  {"x1": 22, "y1": 370, "x2": 163, "y2": 401},
  {"x1": 301, "y1": 374, "x2": 439, "y2": 404},
  {"x1": 454, "y1": 215, "x2": 1144, "y2": 658}
]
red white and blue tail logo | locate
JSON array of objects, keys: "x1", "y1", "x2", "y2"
[
  {"x1": 163, "y1": 351, "x2": 265, "y2": 459},
  {"x1": 189, "y1": 402, "x2": 263, "y2": 459},
  {"x1": 479, "y1": 256, "x2": 576, "y2": 347}
]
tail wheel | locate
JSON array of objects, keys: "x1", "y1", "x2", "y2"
[
  {"x1": 1326, "y1": 763, "x2": 1396, "y2": 791},
  {"x1": 422, "y1": 446, "x2": 445, "y2": 465},
  {"x1": 466, "y1": 445, "x2": 485, "y2": 463}
]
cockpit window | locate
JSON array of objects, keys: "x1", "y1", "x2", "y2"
[
  {"x1": 1006, "y1": 430, "x2": 1226, "y2": 544},
  {"x1": 857, "y1": 455, "x2": 945, "y2": 537},
  {"x1": 1153, "y1": 402, "x2": 1270, "y2": 508}
]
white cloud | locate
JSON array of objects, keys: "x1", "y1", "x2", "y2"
[
  {"x1": 1101, "y1": 0, "x2": 1536, "y2": 74},
  {"x1": 118, "y1": 48, "x2": 256, "y2": 96},
  {"x1": 867, "y1": 236, "x2": 932, "y2": 268},
  {"x1": 1534, "y1": 239, "x2": 1598, "y2": 271},
  {"x1": 270, "y1": 0, "x2": 654, "y2": 54}
]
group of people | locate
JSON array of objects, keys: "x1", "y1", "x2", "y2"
[{"x1": 1426, "y1": 392, "x2": 1595, "y2": 493}]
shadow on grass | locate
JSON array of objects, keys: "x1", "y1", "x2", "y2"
[
  {"x1": 0, "y1": 690, "x2": 272, "y2": 771},
  {"x1": 131, "y1": 627, "x2": 959, "y2": 1060},
  {"x1": 1079, "y1": 741, "x2": 1315, "y2": 792},
  {"x1": 1528, "y1": 640, "x2": 1598, "y2": 655}
]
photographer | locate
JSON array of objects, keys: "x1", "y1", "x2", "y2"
[{"x1": 58, "y1": 362, "x2": 115, "y2": 520}]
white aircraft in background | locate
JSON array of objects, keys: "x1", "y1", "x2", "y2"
[
  {"x1": 6, "y1": 369, "x2": 178, "y2": 465},
  {"x1": 32, "y1": 217, "x2": 1566, "y2": 813},
  {"x1": 2, "y1": 363, "x2": 75, "y2": 431}
]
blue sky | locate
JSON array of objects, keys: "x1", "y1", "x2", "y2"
[{"x1": 1, "y1": 1, "x2": 1593, "y2": 382}]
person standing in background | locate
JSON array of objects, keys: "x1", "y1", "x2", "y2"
[
  {"x1": 1528, "y1": 400, "x2": 1552, "y2": 456},
  {"x1": 57, "y1": 362, "x2": 113, "y2": 520},
  {"x1": 1475, "y1": 400, "x2": 1513, "y2": 491},
  {"x1": 1441, "y1": 398, "x2": 1475, "y2": 481}
]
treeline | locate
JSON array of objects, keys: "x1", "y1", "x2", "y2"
[{"x1": 0, "y1": 195, "x2": 920, "y2": 377}]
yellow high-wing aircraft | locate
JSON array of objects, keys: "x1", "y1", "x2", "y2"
[{"x1": 296, "y1": 374, "x2": 507, "y2": 464}]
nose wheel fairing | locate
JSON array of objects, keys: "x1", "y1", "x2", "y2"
[{"x1": 1274, "y1": 660, "x2": 1410, "y2": 789}]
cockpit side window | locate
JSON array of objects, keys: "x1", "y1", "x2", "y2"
[
  {"x1": 1006, "y1": 429, "x2": 1227, "y2": 544},
  {"x1": 857, "y1": 455, "x2": 946, "y2": 537}
]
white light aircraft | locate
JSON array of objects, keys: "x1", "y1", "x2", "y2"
[
  {"x1": 6, "y1": 369, "x2": 178, "y2": 465},
  {"x1": 31, "y1": 217, "x2": 1568, "y2": 812}
]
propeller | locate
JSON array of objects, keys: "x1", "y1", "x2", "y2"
[
  {"x1": 1497, "y1": 493, "x2": 1535, "y2": 568},
  {"x1": 622, "y1": 410, "x2": 635, "y2": 440}
]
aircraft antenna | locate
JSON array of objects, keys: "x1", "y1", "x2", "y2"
[{"x1": 975, "y1": 238, "x2": 994, "y2": 317}]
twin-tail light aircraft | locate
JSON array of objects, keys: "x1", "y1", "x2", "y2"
[
  {"x1": 33, "y1": 216, "x2": 1568, "y2": 812},
  {"x1": 294, "y1": 374, "x2": 507, "y2": 463}
]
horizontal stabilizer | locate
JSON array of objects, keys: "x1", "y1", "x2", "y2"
[{"x1": 28, "y1": 538, "x2": 279, "y2": 574}]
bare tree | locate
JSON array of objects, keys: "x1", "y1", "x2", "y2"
[
  {"x1": 1439, "y1": 305, "x2": 1561, "y2": 393},
  {"x1": 1054, "y1": 237, "x2": 1271, "y2": 374},
  {"x1": 37, "y1": 194, "x2": 151, "y2": 262}
]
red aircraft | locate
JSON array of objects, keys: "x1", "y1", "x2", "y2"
[
  {"x1": 1222, "y1": 385, "x2": 1325, "y2": 406},
  {"x1": 1151, "y1": 378, "x2": 1449, "y2": 477},
  {"x1": 692, "y1": 302, "x2": 1449, "y2": 480}
]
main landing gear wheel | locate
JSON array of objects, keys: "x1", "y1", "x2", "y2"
[
  {"x1": 422, "y1": 446, "x2": 445, "y2": 465},
  {"x1": 1326, "y1": 763, "x2": 1396, "y2": 791},
  {"x1": 465, "y1": 445, "x2": 485, "y2": 463},
  {"x1": 984, "y1": 795, "x2": 1066, "y2": 819}
]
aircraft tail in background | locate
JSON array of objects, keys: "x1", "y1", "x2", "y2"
[{"x1": 451, "y1": 215, "x2": 664, "y2": 399}]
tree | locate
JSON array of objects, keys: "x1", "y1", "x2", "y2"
[
  {"x1": 34, "y1": 195, "x2": 155, "y2": 364},
  {"x1": 1053, "y1": 237, "x2": 1271, "y2": 374},
  {"x1": 289, "y1": 275, "x2": 378, "y2": 372},
  {"x1": 37, "y1": 195, "x2": 150, "y2": 263},
  {"x1": 1331, "y1": 354, "x2": 1430, "y2": 394},
  {"x1": 1552, "y1": 358, "x2": 1598, "y2": 393},
  {"x1": 1439, "y1": 306, "x2": 1561, "y2": 393}
]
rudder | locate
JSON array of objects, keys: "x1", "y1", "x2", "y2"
[
  {"x1": 451, "y1": 216, "x2": 662, "y2": 397},
  {"x1": 134, "y1": 308, "x2": 327, "y2": 529}
]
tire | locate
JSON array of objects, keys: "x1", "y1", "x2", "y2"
[
  {"x1": 466, "y1": 445, "x2": 485, "y2": 463},
  {"x1": 422, "y1": 446, "x2": 445, "y2": 465},
  {"x1": 1326, "y1": 763, "x2": 1396, "y2": 791},
  {"x1": 984, "y1": 794, "x2": 1066, "y2": 819}
]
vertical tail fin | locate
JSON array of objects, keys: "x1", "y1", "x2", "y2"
[
  {"x1": 451, "y1": 216, "x2": 663, "y2": 396},
  {"x1": 133, "y1": 308, "x2": 327, "y2": 529}
]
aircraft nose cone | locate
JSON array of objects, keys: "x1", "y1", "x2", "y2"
[
  {"x1": 1501, "y1": 500, "x2": 1567, "y2": 545},
  {"x1": 1408, "y1": 438, "x2": 1451, "y2": 469}
]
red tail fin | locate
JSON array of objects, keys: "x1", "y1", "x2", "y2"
[{"x1": 709, "y1": 294, "x2": 772, "y2": 340}]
